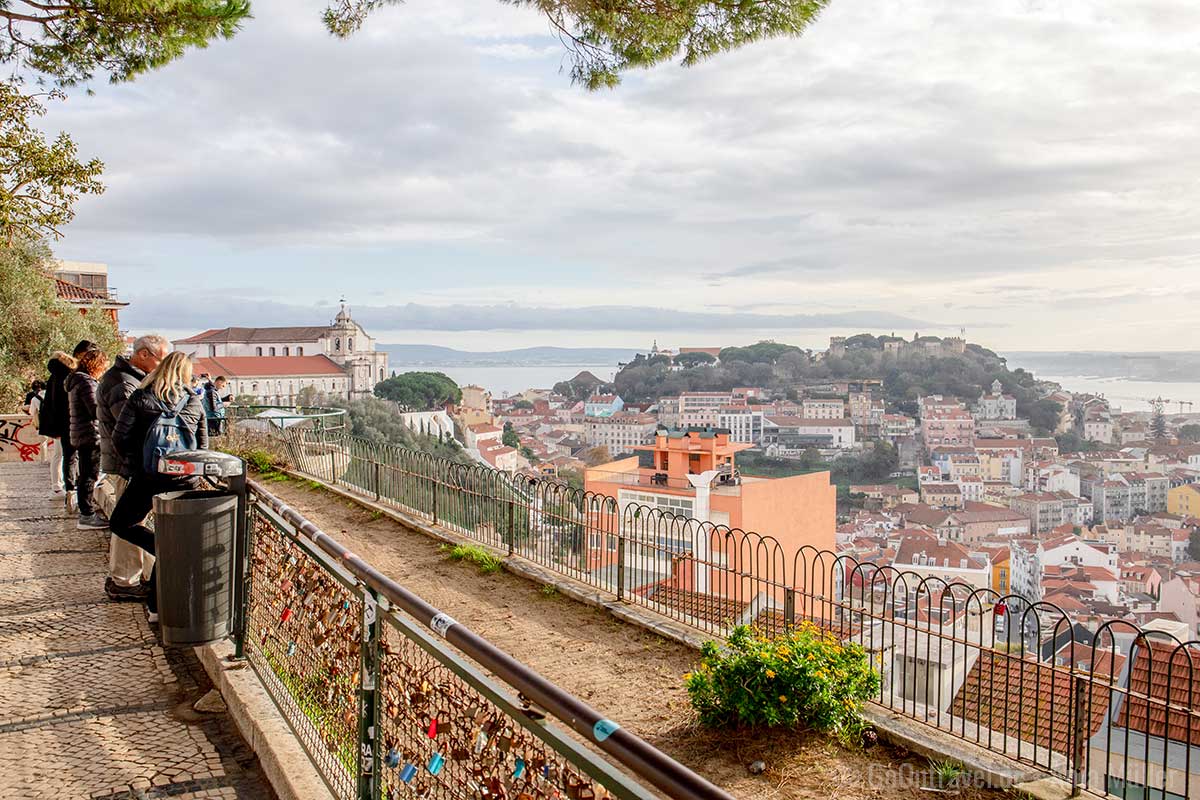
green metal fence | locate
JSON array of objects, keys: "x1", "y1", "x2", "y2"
[{"x1": 244, "y1": 478, "x2": 734, "y2": 800}]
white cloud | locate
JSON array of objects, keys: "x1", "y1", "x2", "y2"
[{"x1": 41, "y1": 0, "x2": 1200, "y2": 351}]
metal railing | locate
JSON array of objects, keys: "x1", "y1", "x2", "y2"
[
  {"x1": 243, "y1": 477, "x2": 734, "y2": 800},
  {"x1": 269, "y1": 427, "x2": 1200, "y2": 800}
]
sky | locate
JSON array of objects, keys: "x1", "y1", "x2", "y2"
[{"x1": 40, "y1": 0, "x2": 1200, "y2": 353}]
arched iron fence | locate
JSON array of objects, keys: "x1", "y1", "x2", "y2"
[{"x1": 277, "y1": 427, "x2": 1200, "y2": 799}]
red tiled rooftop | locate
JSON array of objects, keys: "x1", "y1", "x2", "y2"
[
  {"x1": 1121, "y1": 640, "x2": 1200, "y2": 744},
  {"x1": 191, "y1": 355, "x2": 344, "y2": 378},
  {"x1": 952, "y1": 652, "x2": 1113, "y2": 755}
]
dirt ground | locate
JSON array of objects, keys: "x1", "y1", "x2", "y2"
[{"x1": 262, "y1": 476, "x2": 1000, "y2": 800}]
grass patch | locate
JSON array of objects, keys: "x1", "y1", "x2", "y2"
[
  {"x1": 539, "y1": 584, "x2": 558, "y2": 598},
  {"x1": 440, "y1": 543, "x2": 503, "y2": 574},
  {"x1": 928, "y1": 758, "x2": 965, "y2": 789},
  {"x1": 305, "y1": 480, "x2": 323, "y2": 491},
  {"x1": 369, "y1": 510, "x2": 384, "y2": 521}
]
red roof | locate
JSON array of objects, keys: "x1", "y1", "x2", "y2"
[
  {"x1": 1121, "y1": 640, "x2": 1200, "y2": 743},
  {"x1": 952, "y1": 652, "x2": 1113, "y2": 755},
  {"x1": 191, "y1": 355, "x2": 345, "y2": 378},
  {"x1": 55, "y1": 278, "x2": 126, "y2": 306},
  {"x1": 176, "y1": 326, "x2": 329, "y2": 344}
]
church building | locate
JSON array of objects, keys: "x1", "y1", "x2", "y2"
[{"x1": 173, "y1": 303, "x2": 389, "y2": 403}]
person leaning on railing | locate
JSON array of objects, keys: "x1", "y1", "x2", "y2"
[{"x1": 109, "y1": 352, "x2": 209, "y2": 623}]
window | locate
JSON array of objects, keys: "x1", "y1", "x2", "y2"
[
  {"x1": 208, "y1": 345, "x2": 216, "y2": 357},
  {"x1": 348, "y1": 338, "x2": 354, "y2": 351},
  {"x1": 297, "y1": 346, "x2": 303, "y2": 356},
  {"x1": 335, "y1": 339, "x2": 341, "y2": 351},
  {"x1": 255, "y1": 347, "x2": 262, "y2": 356},
  {"x1": 269, "y1": 347, "x2": 276, "y2": 356},
  {"x1": 283, "y1": 346, "x2": 289, "y2": 356},
  {"x1": 378, "y1": 368, "x2": 383, "y2": 380}
]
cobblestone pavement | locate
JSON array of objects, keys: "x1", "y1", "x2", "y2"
[{"x1": 0, "y1": 463, "x2": 276, "y2": 800}]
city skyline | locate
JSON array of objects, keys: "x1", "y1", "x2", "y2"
[{"x1": 41, "y1": 0, "x2": 1200, "y2": 351}]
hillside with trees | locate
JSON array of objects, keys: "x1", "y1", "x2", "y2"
[{"x1": 614, "y1": 335, "x2": 1063, "y2": 431}]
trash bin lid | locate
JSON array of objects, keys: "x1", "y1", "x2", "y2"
[{"x1": 158, "y1": 449, "x2": 245, "y2": 478}]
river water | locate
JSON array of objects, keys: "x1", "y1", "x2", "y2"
[{"x1": 1040, "y1": 376, "x2": 1200, "y2": 414}]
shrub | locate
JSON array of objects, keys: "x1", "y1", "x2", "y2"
[{"x1": 684, "y1": 623, "x2": 879, "y2": 745}]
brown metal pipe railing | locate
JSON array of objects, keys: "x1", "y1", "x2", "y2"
[{"x1": 250, "y1": 478, "x2": 735, "y2": 800}]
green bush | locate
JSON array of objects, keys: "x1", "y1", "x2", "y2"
[{"x1": 684, "y1": 623, "x2": 879, "y2": 745}]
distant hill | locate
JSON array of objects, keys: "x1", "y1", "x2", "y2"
[
  {"x1": 379, "y1": 345, "x2": 638, "y2": 367},
  {"x1": 1006, "y1": 351, "x2": 1200, "y2": 382}
]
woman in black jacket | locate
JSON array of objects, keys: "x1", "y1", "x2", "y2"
[
  {"x1": 110, "y1": 352, "x2": 208, "y2": 619},
  {"x1": 66, "y1": 348, "x2": 110, "y2": 529}
]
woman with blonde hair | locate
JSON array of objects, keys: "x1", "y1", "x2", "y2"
[{"x1": 111, "y1": 352, "x2": 208, "y2": 620}]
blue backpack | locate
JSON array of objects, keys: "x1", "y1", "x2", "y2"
[{"x1": 142, "y1": 392, "x2": 197, "y2": 473}]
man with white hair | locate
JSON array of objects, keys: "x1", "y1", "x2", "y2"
[{"x1": 96, "y1": 334, "x2": 168, "y2": 601}]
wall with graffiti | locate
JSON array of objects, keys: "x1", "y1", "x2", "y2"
[{"x1": 0, "y1": 415, "x2": 50, "y2": 463}]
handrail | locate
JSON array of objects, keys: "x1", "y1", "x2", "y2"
[{"x1": 248, "y1": 477, "x2": 735, "y2": 800}]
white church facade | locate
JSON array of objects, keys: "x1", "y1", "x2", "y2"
[{"x1": 173, "y1": 303, "x2": 389, "y2": 403}]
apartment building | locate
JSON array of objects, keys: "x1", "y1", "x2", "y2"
[
  {"x1": 921, "y1": 409, "x2": 976, "y2": 447},
  {"x1": 882, "y1": 414, "x2": 917, "y2": 442},
  {"x1": 583, "y1": 412, "x2": 658, "y2": 456},
  {"x1": 716, "y1": 406, "x2": 765, "y2": 444},
  {"x1": 676, "y1": 392, "x2": 734, "y2": 428},
  {"x1": 1168, "y1": 483, "x2": 1200, "y2": 516},
  {"x1": 802, "y1": 398, "x2": 845, "y2": 420},
  {"x1": 584, "y1": 428, "x2": 835, "y2": 594},
  {"x1": 761, "y1": 417, "x2": 856, "y2": 453}
]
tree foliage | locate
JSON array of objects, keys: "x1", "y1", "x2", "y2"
[
  {"x1": 673, "y1": 350, "x2": 716, "y2": 368},
  {"x1": 1189, "y1": 529, "x2": 1200, "y2": 562},
  {"x1": 0, "y1": 0, "x2": 249, "y2": 87},
  {"x1": 1180, "y1": 424, "x2": 1200, "y2": 444},
  {"x1": 327, "y1": 395, "x2": 472, "y2": 463},
  {"x1": 1027, "y1": 398, "x2": 1063, "y2": 436},
  {"x1": 0, "y1": 82, "x2": 104, "y2": 241},
  {"x1": 323, "y1": 0, "x2": 831, "y2": 89},
  {"x1": 374, "y1": 371, "x2": 462, "y2": 411},
  {"x1": 1151, "y1": 407, "x2": 1168, "y2": 441},
  {"x1": 502, "y1": 421, "x2": 520, "y2": 449},
  {"x1": 0, "y1": 239, "x2": 121, "y2": 411}
]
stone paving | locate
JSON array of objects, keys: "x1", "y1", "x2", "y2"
[{"x1": 0, "y1": 462, "x2": 276, "y2": 799}]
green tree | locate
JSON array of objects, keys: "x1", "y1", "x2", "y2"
[
  {"x1": 512, "y1": 399, "x2": 535, "y2": 411},
  {"x1": 502, "y1": 421, "x2": 520, "y2": 449},
  {"x1": 326, "y1": 0, "x2": 832, "y2": 89},
  {"x1": 374, "y1": 371, "x2": 461, "y2": 410},
  {"x1": 0, "y1": 82, "x2": 104, "y2": 241},
  {"x1": 1189, "y1": 529, "x2": 1200, "y2": 562},
  {"x1": 1152, "y1": 407, "x2": 1168, "y2": 441},
  {"x1": 0, "y1": 239, "x2": 121, "y2": 411},
  {"x1": 0, "y1": 1, "x2": 249, "y2": 87},
  {"x1": 328, "y1": 395, "x2": 471, "y2": 463},
  {"x1": 1028, "y1": 399, "x2": 1063, "y2": 435},
  {"x1": 1180, "y1": 424, "x2": 1200, "y2": 444},
  {"x1": 674, "y1": 351, "x2": 716, "y2": 368}
]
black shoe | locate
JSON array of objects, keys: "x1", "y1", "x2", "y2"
[{"x1": 105, "y1": 577, "x2": 150, "y2": 602}]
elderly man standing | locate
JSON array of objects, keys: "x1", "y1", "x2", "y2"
[{"x1": 97, "y1": 334, "x2": 168, "y2": 601}]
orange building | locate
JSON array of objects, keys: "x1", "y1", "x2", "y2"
[{"x1": 583, "y1": 428, "x2": 836, "y2": 603}]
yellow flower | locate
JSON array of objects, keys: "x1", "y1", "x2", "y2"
[
  {"x1": 779, "y1": 695, "x2": 788, "y2": 703},
  {"x1": 683, "y1": 672, "x2": 693, "y2": 681},
  {"x1": 765, "y1": 669, "x2": 776, "y2": 679}
]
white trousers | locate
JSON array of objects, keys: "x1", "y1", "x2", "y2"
[
  {"x1": 47, "y1": 437, "x2": 64, "y2": 492},
  {"x1": 98, "y1": 474, "x2": 155, "y2": 587}
]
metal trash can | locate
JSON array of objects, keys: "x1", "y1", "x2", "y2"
[{"x1": 153, "y1": 450, "x2": 248, "y2": 647}]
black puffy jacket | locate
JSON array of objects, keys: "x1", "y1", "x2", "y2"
[
  {"x1": 38, "y1": 354, "x2": 77, "y2": 439},
  {"x1": 66, "y1": 371, "x2": 100, "y2": 449},
  {"x1": 97, "y1": 356, "x2": 146, "y2": 475},
  {"x1": 112, "y1": 386, "x2": 208, "y2": 478}
]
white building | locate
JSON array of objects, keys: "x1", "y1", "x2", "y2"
[
  {"x1": 762, "y1": 417, "x2": 856, "y2": 453},
  {"x1": 975, "y1": 379, "x2": 1017, "y2": 420},
  {"x1": 717, "y1": 406, "x2": 765, "y2": 444},
  {"x1": 174, "y1": 302, "x2": 388, "y2": 399},
  {"x1": 191, "y1": 355, "x2": 349, "y2": 405},
  {"x1": 583, "y1": 412, "x2": 658, "y2": 456}
]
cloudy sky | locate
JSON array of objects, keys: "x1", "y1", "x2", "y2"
[{"x1": 43, "y1": 0, "x2": 1200, "y2": 352}]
